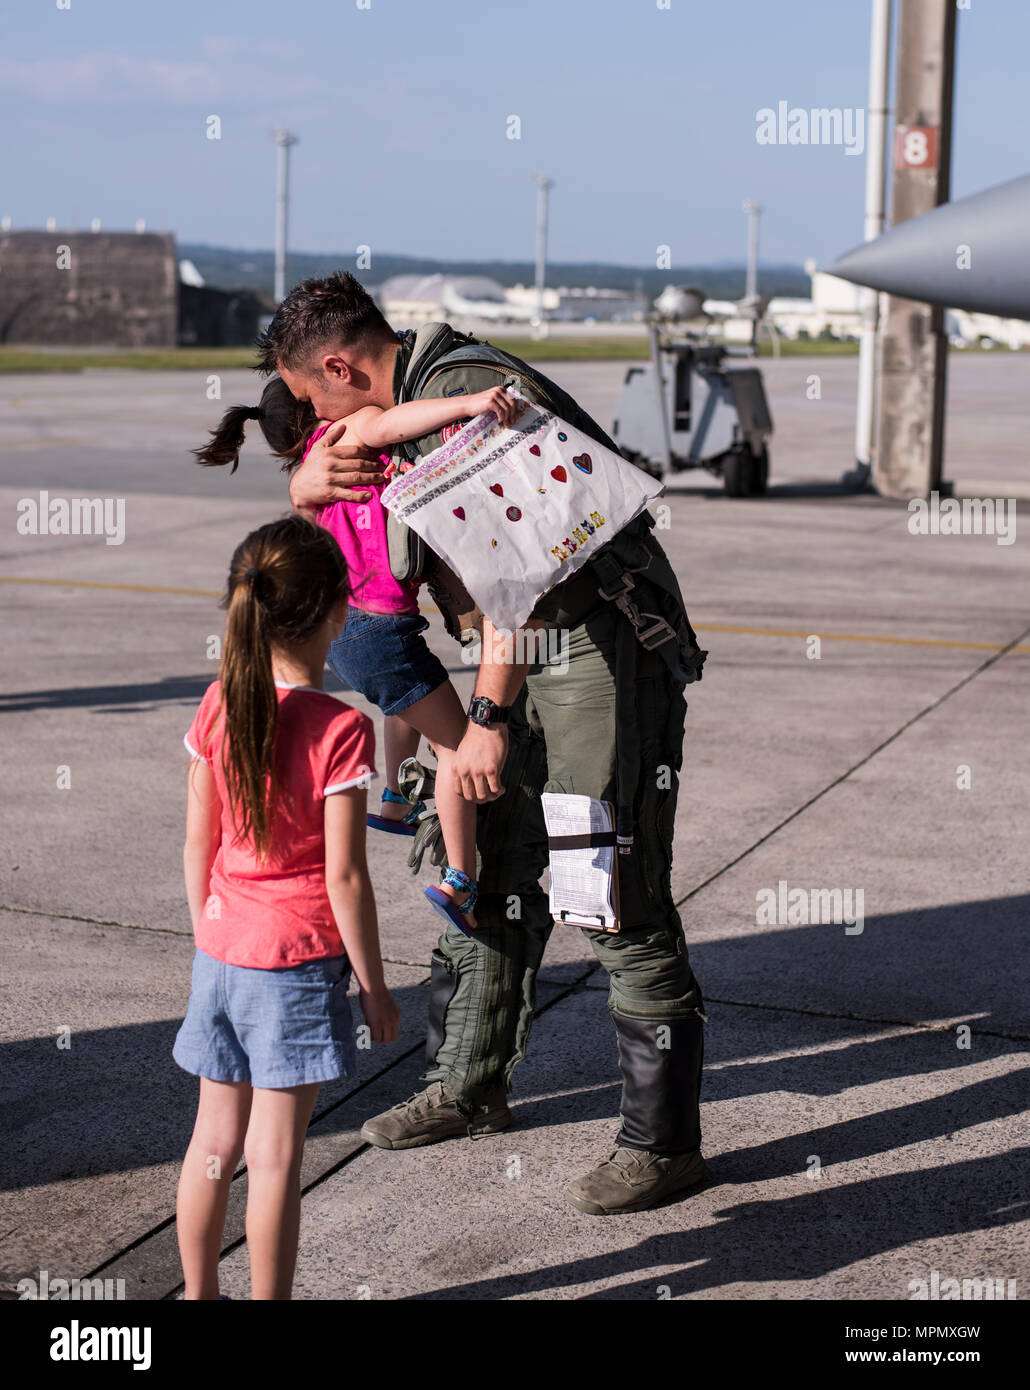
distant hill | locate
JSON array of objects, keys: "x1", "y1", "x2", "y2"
[{"x1": 178, "y1": 243, "x2": 811, "y2": 302}]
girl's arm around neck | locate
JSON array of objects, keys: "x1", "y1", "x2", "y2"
[
  {"x1": 184, "y1": 760, "x2": 221, "y2": 932},
  {"x1": 343, "y1": 385, "x2": 519, "y2": 451}
]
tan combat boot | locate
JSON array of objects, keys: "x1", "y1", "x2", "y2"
[
  {"x1": 566, "y1": 1147, "x2": 706, "y2": 1215},
  {"x1": 361, "y1": 1080, "x2": 511, "y2": 1149}
]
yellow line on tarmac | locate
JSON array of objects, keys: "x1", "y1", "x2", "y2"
[
  {"x1": 695, "y1": 621, "x2": 1030, "y2": 655},
  {"x1": 1, "y1": 575, "x2": 1028, "y2": 655},
  {"x1": 0, "y1": 575, "x2": 221, "y2": 598},
  {"x1": 0, "y1": 437, "x2": 89, "y2": 450}
]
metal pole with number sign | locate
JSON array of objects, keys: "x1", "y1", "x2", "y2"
[{"x1": 874, "y1": 0, "x2": 957, "y2": 500}]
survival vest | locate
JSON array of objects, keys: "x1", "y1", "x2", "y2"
[{"x1": 387, "y1": 322, "x2": 707, "y2": 686}]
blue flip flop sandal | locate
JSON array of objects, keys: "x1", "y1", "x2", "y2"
[
  {"x1": 425, "y1": 866, "x2": 478, "y2": 940},
  {"x1": 367, "y1": 787, "x2": 425, "y2": 837}
]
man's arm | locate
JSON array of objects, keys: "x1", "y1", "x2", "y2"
[
  {"x1": 288, "y1": 421, "x2": 388, "y2": 512},
  {"x1": 452, "y1": 614, "x2": 547, "y2": 804}
]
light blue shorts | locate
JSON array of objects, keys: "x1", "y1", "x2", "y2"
[{"x1": 173, "y1": 949, "x2": 357, "y2": 1090}]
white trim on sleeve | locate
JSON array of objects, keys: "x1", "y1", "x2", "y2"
[
  {"x1": 184, "y1": 733, "x2": 209, "y2": 763},
  {"x1": 324, "y1": 771, "x2": 377, "y2": 796}
]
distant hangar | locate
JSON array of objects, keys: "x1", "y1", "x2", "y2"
[{"x1": 0, "y1": 230, "x2": 273, "y2": 348}]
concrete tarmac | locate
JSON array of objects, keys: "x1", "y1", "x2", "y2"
[{"x1": 0, "y1": 353, "x2": 1027, "y2": 1300}]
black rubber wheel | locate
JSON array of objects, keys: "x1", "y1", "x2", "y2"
[
  {"x1": 748, "y1": 444, "x2": 769, "y2": 495},
  {"x1": 722, "y1": 448, "x2": 750, "y2": 497}
]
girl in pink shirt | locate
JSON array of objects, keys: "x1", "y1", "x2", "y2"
[
  {"x1": 196, "y1": 379, "x2": 518, "y2": 938},
  {"x1": 174, "y1": 513, "x2": 398, "y2": 1300}
]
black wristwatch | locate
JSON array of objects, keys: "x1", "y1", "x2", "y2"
[{"x1": 467, "y1": 695, "x2": 511, "y2": 727}]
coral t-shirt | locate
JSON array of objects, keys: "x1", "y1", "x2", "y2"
[{"x1": 184, "y1": 680, "x2": 376, "y2": 969}]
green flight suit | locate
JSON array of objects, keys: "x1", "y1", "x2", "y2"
[{"x1": 390, "y1": 335, "x2": 706, "y2": 1150}]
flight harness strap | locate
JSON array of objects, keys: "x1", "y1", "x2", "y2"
[
  {"x1": 590, "y1": 546, "x2": 699, "y2": 685},
  {"x1": 590, "y1": 542, "x2": 706, "y2": 862},
  {"x1": 612, "y1": 605, "x2": 641, "y2": 860}
]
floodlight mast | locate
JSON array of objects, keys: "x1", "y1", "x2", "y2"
[
  {"x1": 533, "y1": 174, "x2": 554, "y2": 339},
  {"x1": 742, "y1": 199, "x2": 762, "y2": 353},
  {"x1": 849, "y1": 0, "x2": 892, "y2": 489},
  {"x1": 273, "y1": 129, "x2": 299, "y2": 304}
]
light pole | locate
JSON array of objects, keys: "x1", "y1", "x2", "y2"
[
  {"x1": 533, "y1": 174, "x2": 554, "y2": 338},
  {"x1": 845, "y1": 0, "x2": 892, "y2": 490},
  {"x1": 742, "y1": 199, "x2": 762, "y2": 353},
  {"x1": 272, "y1": 129, "x2": 299, "y2": 304},
  {"x1": 742, "y1": 199, "x2": 762, "y2": 302}
]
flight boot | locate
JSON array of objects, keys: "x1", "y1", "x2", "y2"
[
  {"x1": 361, "y1": 1080, "x2": 511, "y2": 1149},
  {"x1": 567, "y1": 1008, "x2": 706, "y2": 1214}
]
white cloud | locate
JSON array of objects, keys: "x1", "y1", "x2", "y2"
[
  {"x1": 0, "y1": 47, "x2": 316, "y2": 106},
  {"x1": 0, "y1": 52, "x2": 218, "y2": 104},
  {"x1": 200, "y1": 36, "x2": 305, "y2": 62}
]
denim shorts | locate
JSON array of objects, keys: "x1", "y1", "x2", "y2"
[
  {"x1": 328, "y1": 607, "x2": 450, "y2": 717},
  {"x1": 173, "y1": 949, "x2": 357, "y2": 1089}
]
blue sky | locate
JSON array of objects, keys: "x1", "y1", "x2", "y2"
[{"x1": 2, "y1": 0, "x2": 1023, "y2": 268}]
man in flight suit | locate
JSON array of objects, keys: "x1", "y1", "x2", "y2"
[{"x1": 263, "y1": 272, "x2": 708, "y2": 1214}]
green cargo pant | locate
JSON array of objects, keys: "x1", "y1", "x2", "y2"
[{"x1": 422, "y1": 603, "x2": 704, "y2": 1102}]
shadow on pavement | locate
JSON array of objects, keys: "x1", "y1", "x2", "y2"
[
  {"x1": 402, "y1": 1149, "x2": 1029, "y2": 1300},
  {"x1": 0, "y1": 981, "x2": 431, "y2": 1193},
  {"x1": 693, "y1": 896, "x2": 1030, "y2": 1044},
  {"x1": 0, "y1": 675, "x2": 211, "y2": 713},
  {"x1": 0, "y1": 669, "x2": 470, "y2": 712}
]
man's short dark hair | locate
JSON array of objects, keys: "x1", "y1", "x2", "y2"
[{"x1": 256, "y1": 271, "x2": 395, "y2": 373}]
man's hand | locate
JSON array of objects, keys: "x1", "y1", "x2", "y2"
[
  {"x1": 289, "y1": 419, "x2": 386, "y2": 510},
  {"x1": 453, "y1": 722, "x2": 508, "y2": 803}
]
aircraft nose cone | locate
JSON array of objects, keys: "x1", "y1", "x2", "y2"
[{"x1": 828, "y1": 173, "x2": 1030, "y2": 320}]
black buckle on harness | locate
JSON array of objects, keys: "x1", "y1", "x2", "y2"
[
  {"x1": 596, "y1": 570, "x2": 636, "y2": 602},
  {"x1": 593, "y1": 545, "x2": 701, "y2": 683},
  {"x1": 614, "y1": 595, "x2": 679, "y2": 652}
]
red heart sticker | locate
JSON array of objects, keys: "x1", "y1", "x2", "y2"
[
  {"x1": 529, "y1": 444, "x2": 541, "y2": 456},
  {"x1": 551, "y1": 465, "x2": 567, "y2": 483},
  {"x1": 573, "y1": 453, "x2": 593, "y2": 474},
  {"x1": 489, "y1": 483, "x2": 504, "y2": 496},
  {"x1": 453, "y1": 507, "x2": 465, "y2": 520}
]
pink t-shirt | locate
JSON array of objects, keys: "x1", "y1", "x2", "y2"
[
  {"x1": 306, "y1": 423, "x2": 420, "y2": 616},
  {"x1": 184, "y1": 680, "x2": 376, "y2": 969}
]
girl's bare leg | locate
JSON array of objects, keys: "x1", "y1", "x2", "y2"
[
  {"x1": 244, "y1": 1082, "x2": 321, "y2": 1300},
  {"x1": 376, "y1": 716, "x2": 421, "y2": 821},
  {"x1": 177, "y1": 1079, "x2": 252, "y2": 1300},
  {"x1": 399, "y1": 681, "x2": 477, "y2": 926}
]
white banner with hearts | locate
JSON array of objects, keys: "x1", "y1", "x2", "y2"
[{"x1": 381, "y1": 394, "x2": 664, "y2": 632}]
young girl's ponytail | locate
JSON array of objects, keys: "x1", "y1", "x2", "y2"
[
  {"x1": 193, "y1": 377, "x2": 318, "y2": 474},
  {"x1": 193, "y1": 405, "x2": 262, "y2": 473},
  {"x1": 219, "y1": 515, "x2": 350, "y2": 860},
  {"x1": 221, "y1": 564, "x2": 279, "y2": 856}
]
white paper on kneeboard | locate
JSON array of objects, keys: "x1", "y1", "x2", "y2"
[
  {"x1": 380, "y1": 392, "x2": 663, "y2": 633},
  {"x1": 541, "y1": 792, "x2": 617, "y2": 929}
]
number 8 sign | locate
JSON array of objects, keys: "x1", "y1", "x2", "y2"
[{"x1": 894, "y1": 124, "x2": 939, "y2": 171}]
